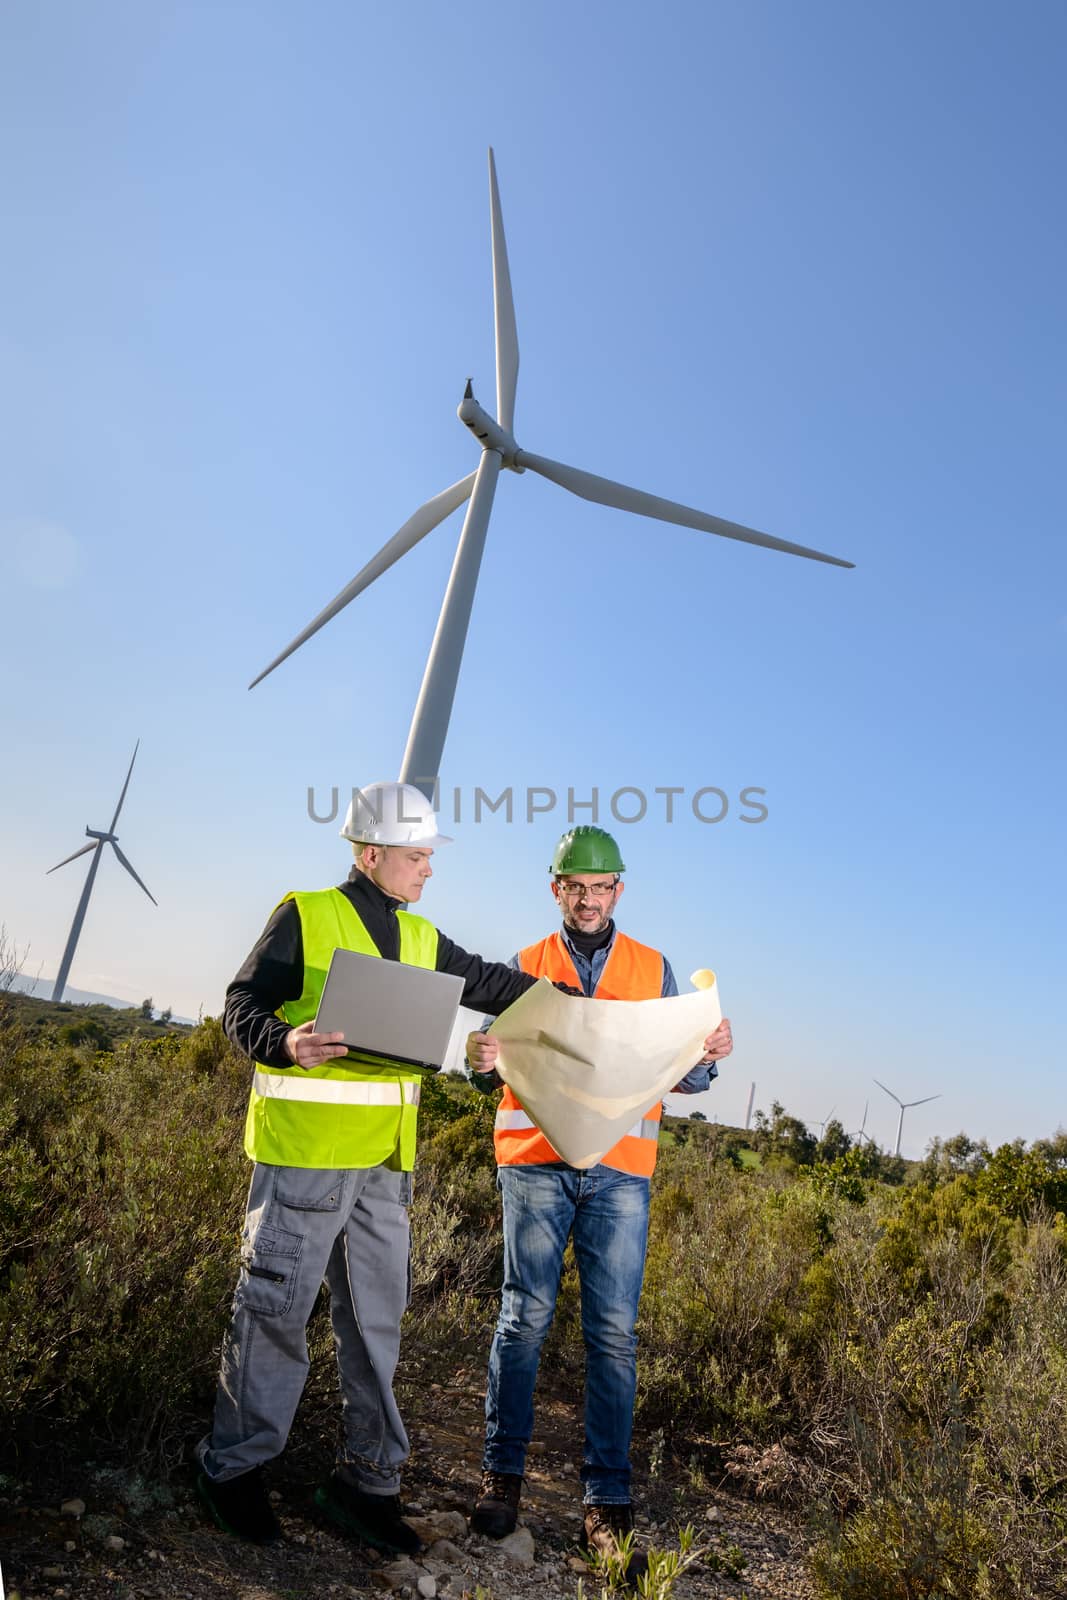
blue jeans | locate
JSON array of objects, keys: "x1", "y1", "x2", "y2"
[{"x1": 483, "y1": 1164, "x2": 651, "y2": 1505}]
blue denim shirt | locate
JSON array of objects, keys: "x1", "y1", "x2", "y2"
[{"x1": 468, "y1": 927, "x2": 717, "y2": 1095}]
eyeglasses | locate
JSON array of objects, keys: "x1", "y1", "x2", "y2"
[{"x1": 556, "y1": 878, "x2": 620, "y2": 900}]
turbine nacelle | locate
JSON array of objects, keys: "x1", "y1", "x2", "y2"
[
  {"x1": 86, "y1": 828, "x2": 116, "y2": 843},
  {"x1": 458, "y1": 382, "x2": 524, "y2": 471}
]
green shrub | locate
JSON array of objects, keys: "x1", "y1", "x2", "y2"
[
  {"x1": 638, "y1": 1147, "x2": 824, "y2": 1436},
  {"x1": 0, "y1": 1019, "x2": 249, "y2": 1468},
  {"x1": 808, "y1": 1190, "x2": 1067, "y2": 1598},
  {"x1": 2, "y1": 998, "x2": 1064, "y2": 1597}
]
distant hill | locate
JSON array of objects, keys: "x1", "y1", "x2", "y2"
[
  {"x1": 10, "y1": 973, "x2": 193, "y2": 1022},
  {"x1": 3, "y1": 989, "x2": 193, "y2": 1046},
  {"x1": 13, "y1": 973, "x2": 137, "y2": 1008}
]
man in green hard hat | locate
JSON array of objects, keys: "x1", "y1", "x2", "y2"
[{"x1": 464, "y1": 825, "x2": 733, "y2": 1583}]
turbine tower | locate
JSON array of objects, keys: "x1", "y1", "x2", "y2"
[
  {"x1": 874, "y1": 1077, "x2": 941, "y2": 1158},
  {"x1": 251, "y1": 149, "x2": 854, "y2": 795},
  {"x1": 47, "y1": 741, "x2": 157, "y2": 1002}
]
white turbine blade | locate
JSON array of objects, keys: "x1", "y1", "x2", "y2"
[
  {"x1": 111, "y1": 843, "x2": 158, "y2": 906},
  {"x1": 47, "y1": 841, "x2": 96, "y2": 874},
  {"x1": 905, "y1": 1094, "x2": 942, "y2": 1109},
  {"x1": 110, "y1": 739, "x2": 141, "y2": 832},
  {"x1": 521, "y1": 451, "x2": 854, "y2": 569},
  {"x1": 488, "y1": 148, "x2": 519, "y2": 434},
  {"x1": 873, "y1": 1077, "x2": 901, "y2": 1106},
  {"x1": 249, "y1": 472, "x2": 477, "y2": 689}
]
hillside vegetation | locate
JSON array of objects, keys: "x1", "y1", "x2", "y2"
[
  {"x1": 1, "y1": 983, "x2": 1064, "y2": 1598},
  {"x1": 7, "y1": 990, "x2": 190, "y2": 1048}
]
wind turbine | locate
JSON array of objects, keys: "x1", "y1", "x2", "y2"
[
  {"x1": 46, "y1": 742, "x2": 157, "y2": 1003},
  {"x1": 853, "y1": 1099, "x2": 875, "y2": 1146},
  {"x1": 251, "y1": 149, "x2": 854, "y2": 795},
  {"x1": 813, "y1": 1105, "x2": 837, "y2": 1138},
  {"x1": 874, "y1": 1077, "x2": 941, "y2": 1158}
]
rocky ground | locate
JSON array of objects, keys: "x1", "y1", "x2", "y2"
[{"x1": 1, "y1": 1383, "x2": 815, "y2": 1600}]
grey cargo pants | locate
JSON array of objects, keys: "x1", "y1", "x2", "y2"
[{"x1": 197, "y1": 1161, "x2": 411, "y2": 1492}]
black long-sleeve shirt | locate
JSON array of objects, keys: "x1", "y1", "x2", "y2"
[{"x1": 224, "y1": 868, "x2": 538, "y2": 1069}]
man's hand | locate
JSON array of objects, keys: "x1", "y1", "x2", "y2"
[
  {"x1": 700, "y1": 1017, "x2": 733, "y2": 1065},
  {"x1": 467, "y1": 1030, "x2": 500, "y2": 1074},
  {"x1": 285, "y1": 1021, "x2": 349, "y2": 1069}
]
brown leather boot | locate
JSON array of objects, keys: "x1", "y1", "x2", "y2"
[
  {"x1": 470, "y1": 1470, "x2": 523, "y2": 1538},
  {"x1": 581, "y1": 1503, "x2": 649, "y2": 1589}
]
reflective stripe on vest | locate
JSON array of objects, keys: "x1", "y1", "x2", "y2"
[
  {"x1": 495, "y1": 1105, "x2": 658, "y2": 1141},
  {"x1": 252, "y1": 1070, "x2": 422, "y2": 1107},
  {"x1": 243, "y1": 887, "x2": 438, "y2": 1171},
  {"x1": 495, "y1": 929, "x2": 665, "y2": 1177}
]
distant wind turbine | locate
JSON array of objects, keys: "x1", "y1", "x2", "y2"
[
  {"x1": 251, "y1": 149, "x2": 854, "y2": 794},
  {"x1": 854, "y1": 1099, "x2": 875, "y2": 1146},
  {"x1": 46, "y1": 742, "x2": 157, "y2": 1002},
  {"x1": 874, "y1": 1077, "x2": 941, "y2": 1158}
]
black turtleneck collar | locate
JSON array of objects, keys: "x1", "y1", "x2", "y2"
[
  {"x1": 562, "y1": 917, "x2": 615, "y2": 959},
  {"x1": 342, "y1": 865, "x2": 404, "y2": 960},
  {"x1": 346, "y1": 864, "x2": 404, "y2": 909}
]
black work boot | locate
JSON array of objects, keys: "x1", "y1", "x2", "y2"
[
  {"x1": 470, "y1": 1470, "x2": 523, "y2": 1538},
  {"x1": 581, "y1": 1502, "x2": 649, "y2": 1589},
  {"x1": 314, "y1": 1471, "x2": 424, "y2": 1556},
  {"x1": 197, "y1": 1466, "x2": 282, "y2": 1544}
]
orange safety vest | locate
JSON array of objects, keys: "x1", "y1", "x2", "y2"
[{"x1": 494, "y1": 930, "x2": 666, "y2": 1177}]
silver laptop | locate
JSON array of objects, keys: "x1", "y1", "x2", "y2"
[{"x1": 314, "y1": 948, "x2": 464, "y2": 1073}]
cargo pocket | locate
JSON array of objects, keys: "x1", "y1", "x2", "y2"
[
  {"x1": 235, "y1": 1223, "x2": 303, "y2": 1316},
  {"x1": 274, "y1": 1168, "x2": 345, "y2": 1212}
]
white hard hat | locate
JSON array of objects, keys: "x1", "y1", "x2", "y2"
[{"x1": 340, "y1": 781, "x2": 453, "y2": 848}]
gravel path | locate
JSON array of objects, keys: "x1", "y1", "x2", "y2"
[{"x1": 1, "y1": 1386, "x2": 814, "y2": 1599}]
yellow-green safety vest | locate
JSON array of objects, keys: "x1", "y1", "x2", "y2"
[{"x1": 243, "y1": 887, "x2": 439, "y2": 1172}]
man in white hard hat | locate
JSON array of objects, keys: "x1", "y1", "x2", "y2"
[{"x1": 196, "y1": 781, "x2": 541, "y2": 1557}]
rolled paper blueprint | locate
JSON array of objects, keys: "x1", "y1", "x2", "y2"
[{"x1": 491, "y1": 977, "x2": 722, "y2": 1168}]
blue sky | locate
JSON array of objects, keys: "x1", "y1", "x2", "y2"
[{"x1": 1, "y1": 1, "x2": 1063, "y2": 1155}]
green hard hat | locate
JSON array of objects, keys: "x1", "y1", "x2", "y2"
[{"x1": 550, "y1": 825, "x2": 626, "y2": 876}]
